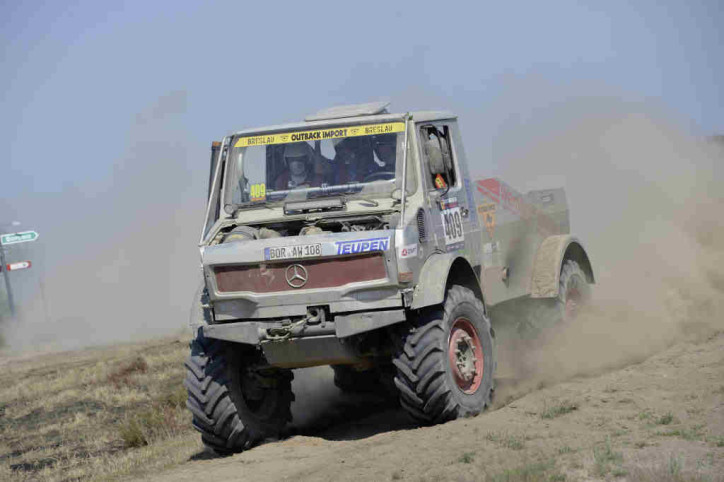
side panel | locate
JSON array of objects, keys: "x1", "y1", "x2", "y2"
[
  {"x1": 415, "y1": 120, "x2": 479, "y2": 263},
  {"x1": 409, "y1": 120, "x2": 484, "y2": 310},
  {"x1": 472, "y1": 178, "x2": 570, "y2": 305}
]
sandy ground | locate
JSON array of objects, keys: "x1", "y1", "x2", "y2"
[{"x1": 147, "y1": 331, "x2": 724, "y2": 482}]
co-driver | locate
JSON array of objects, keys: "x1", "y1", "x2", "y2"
[{"x1": 274, "y1": 142, "x2": 323, "y2": 190}]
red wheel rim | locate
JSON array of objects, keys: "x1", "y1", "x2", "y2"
[
  {"x1": 565, "y1": 286, "x2": 581, "y2": 319},
  {"x1": 448, "y1": 317, "x2": 484, "y2": 394}
]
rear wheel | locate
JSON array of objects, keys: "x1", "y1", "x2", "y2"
[
  {"x1": 557, "y1": 259, "x2": 591, "y2": 322},
  {"x1": 184, "y1": 332, "x2": 293, "y2": 455},
  {"x1": 516, "y1": 259, "x2": 592, "y2": 338},
  {"x1": 393, "y1": 285, "x2": 495, "y2": 423}
]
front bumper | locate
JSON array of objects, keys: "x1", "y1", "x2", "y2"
[
  {"x1": 203, "y1": 308, "x2": 406, "y2": 345},
  {"x1": 202, "y1": 308, "x2": 408, "y2": 368}
]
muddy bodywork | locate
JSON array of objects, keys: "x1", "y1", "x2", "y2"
[{"x1": 195, "y1": 103, "x2": 594, "y2": 368}]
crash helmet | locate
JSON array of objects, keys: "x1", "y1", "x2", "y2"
[{"x1": 283, "y1": 142, "x2": 313, "y2": 166}]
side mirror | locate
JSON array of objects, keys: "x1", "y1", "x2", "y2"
[
  {"x1": 440, "y1": 138, "x2": 453, "y2": 173},
  {"x1": 424, "y1": 138, "x2": 445, "y2": 175}
]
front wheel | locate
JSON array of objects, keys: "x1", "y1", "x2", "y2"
[
  {"x1": 184, "y1": 332, "x2": 294, "y2": 455},
  {"x1": 393, "y1": 285, "x2": 495, "y2": 423}
]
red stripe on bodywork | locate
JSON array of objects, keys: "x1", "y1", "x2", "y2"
[{"x1": 476, "y1": 178, "x2": 501, "y2": 203}]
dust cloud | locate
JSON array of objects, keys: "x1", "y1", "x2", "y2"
[
  {"x1": 490, "y1": 104, "x2": 724, "y2": 404},
  {"x1": 0, "y1": 91, "x2": 207, "y2": 351},
  {"x1": 289, "y1": 366, "x2": 341, "y2": 430}
]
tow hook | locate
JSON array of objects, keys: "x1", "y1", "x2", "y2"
[
  {"x1": 265, "y1": 307, "x2": 326, "y2": 341},
  {"x1": 306, "y1": 307, "x2": 325, "y2": 325}
]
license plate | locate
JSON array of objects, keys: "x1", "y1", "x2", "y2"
[{"x1": 264, "y1": 243, "x2": 323, "y2": 261}]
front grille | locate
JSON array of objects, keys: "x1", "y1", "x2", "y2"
[{"x1": 214, "y1": 253, "x2": 387, "y2": 293}]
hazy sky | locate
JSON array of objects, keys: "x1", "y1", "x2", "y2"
[
  {"x1": 2, "y1": 0, "x2": 721, "y2": 197},
  {"x1": 0, "y1": 0, "x2": 722, "y2": 347}
]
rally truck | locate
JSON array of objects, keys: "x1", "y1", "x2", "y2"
[{"x1": 185, "y1": 102, "x2": 594, "y2": 454}]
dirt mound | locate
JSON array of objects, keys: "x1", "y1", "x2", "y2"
[{"x1": 148, "y1": 332, "x2": 724, "y2": 482}]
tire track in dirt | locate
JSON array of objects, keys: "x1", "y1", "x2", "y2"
[{"x1": 149, "y1": 331, "x2": 724, "y2": 482}]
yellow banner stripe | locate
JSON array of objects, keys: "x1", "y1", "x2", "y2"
[{"x1": 234, "y1": 122, "x2": 405, "y2": 148}]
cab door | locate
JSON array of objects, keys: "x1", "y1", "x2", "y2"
[{"x1": 417, "y1": 122, "x2": 475, "y2": 258}]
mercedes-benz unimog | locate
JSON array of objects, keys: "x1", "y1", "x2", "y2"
[{"x1": 185, "y1": 102, "x2": 594, "y2": 454}]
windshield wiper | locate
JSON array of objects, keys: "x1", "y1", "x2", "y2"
[
  {"x1": 266, "y1": 183, "x2": 365, "y2": 202},
  {"x1": 284, "y1": 197, "x2": 346, "y2": 215}
]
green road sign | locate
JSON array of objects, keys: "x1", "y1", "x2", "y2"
[{"x1": 0, "y1": 231, "x2": 39, "y2": 245}]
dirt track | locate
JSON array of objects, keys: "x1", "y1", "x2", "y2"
[{"x1": 149, "y1": 332, "x2": 724, "y2": 482}]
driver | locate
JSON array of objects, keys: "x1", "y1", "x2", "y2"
[
  {"x1": 274, "y1": 142, "x2": 323, "y2": 190},
  {"x1": 333, "y1": 137, "x2": 374, "y2": 184}
]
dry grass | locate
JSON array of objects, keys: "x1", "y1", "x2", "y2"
[
  {"x1": 487, "y1": 458, "x2": 563, "y2": 482},
  {"x1": 626, "y1": 454, "x2": 711, "y2": 482},
  {"x1": 0, "y1": 333, "x2": 202, "y2": 481},
  {"x1": 540, "y1": 400, "x2": 578, "y2": 419},
  {"x1": 592, "y1": 438, "x2": 624, "y2": 477},
  {"x1": 485, "y1": 431, "x2": 526, "y2": 450},
  {"x1": 106, "y1": 356, "x2": 149, "y2": 388}
]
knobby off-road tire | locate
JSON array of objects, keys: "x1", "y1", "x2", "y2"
[
  {"x1": 557, "y1": 259, "x2": 591, "y2": 322},
  {"x1": 393, "y1": 285, "x2": 495, "y2": 424},
  {"x1": 184, "y1": 332, "x2": 294, "y2": 455},
  {"x1": 517, "y1": 259, "x2": 593, "y2": 339}
]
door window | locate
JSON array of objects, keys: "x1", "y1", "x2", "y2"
[{"x1": 420, "y1": 125, "x2": 456, "y2": 190}]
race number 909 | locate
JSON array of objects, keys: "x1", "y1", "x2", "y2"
[
  {"x1": 249, "y1": 183, "x2": 266, "y2": 202},
  {"x1": 441, "y1": 207, "x2": 464, "y2": 245}
]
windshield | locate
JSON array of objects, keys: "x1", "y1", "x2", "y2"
[{"x1": 224, "y1": 121, "x2": 405, "y2": 209}]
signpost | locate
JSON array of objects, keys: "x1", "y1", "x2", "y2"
[
  {"x1": 6, "y1": 261, "x2": 31, "y2": 271},
  {"x1": 1, "y1": 231, "x2": 39, "y2": 245},
  {"x1": 0, "y1": 229, "x2": 39, "y2": 319}
]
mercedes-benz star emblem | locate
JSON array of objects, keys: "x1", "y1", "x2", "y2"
[{"x1": 285, "y1": 264, "x2": 308, "y2": 288}]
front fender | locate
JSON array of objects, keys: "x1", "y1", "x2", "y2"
[
  {"x1": 529, "y1": 235, "x2": 594, "y2": 298},
  {"x1": 410, "y1": 253, "x2": 457, "y2": 310}
]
